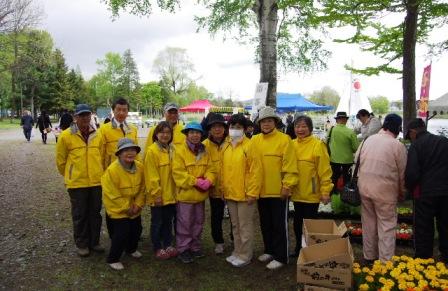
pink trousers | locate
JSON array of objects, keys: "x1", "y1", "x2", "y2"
[
  {"x1": 361, "y1": 196, "x2": 397, "y2": 262},
  {"x1": 176, "y1": 202, "x2": 205, "y2": 253}
]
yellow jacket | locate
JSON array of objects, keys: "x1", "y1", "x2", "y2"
[
  {"x1": 144, "y1": 122, "x2": 185, "y2": 152},
  {"x1": 172, "y1": 142, "x2": 216, "y2": 203},
  {"x1": 291, "y1": 135, "x2": 333, "y2": 203},
  {"x1": 251, "y1": 129, "x2": 298, "y2": 198},
  {"x1": 203, "y1": 137, "x2": 228, "y2": 198},
  {"x1": 101, "y1": 160, "x2": 145, "y2": 219},
  {"x1": 99, "y1": 119, "x2": 138, "y2": 168},
  {"x1": 144, "y1": 142, "x2": 176, "y2": 206},
  {"x1": 221, "y1": 137, "x2": 262, "y2": 201},
  {"x1": 56, "y1": 125, "x2": 104, "y2": 189}
]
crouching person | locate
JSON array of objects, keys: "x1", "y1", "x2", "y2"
[
  {"x1": 102, "y1": 138, "x2": 145, "y2": 270},
  {"x1": 172, "y1": 122, "x2": 216, "y2": 263}
]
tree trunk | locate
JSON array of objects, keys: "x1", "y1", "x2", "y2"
[
  {"x1": 402, "y1": 0, "x2": 419, "y2": 133},
  {"x1": 256, "y1": 0, "x2": 278, "y2": 107},
  {"x1": 11, "y1": 32, "x2": 18, "y2": 115}
]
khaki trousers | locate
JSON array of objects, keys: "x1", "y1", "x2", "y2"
[
  {"x1": 227, "y1": 200, "x2": 255, "y2": 262},
  {"x1": 361, "y1": 196, "x2": 397, "y2": 262}
]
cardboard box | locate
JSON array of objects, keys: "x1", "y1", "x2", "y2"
[
  {"x1": 297, "y1": 238, "x2": 353, "y2": 289},
  {"x1": 303, "y1": 219, "x2": 347, "y2": 246}
]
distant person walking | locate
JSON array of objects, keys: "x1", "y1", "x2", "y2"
[
  {"x1": 36, "y1": 110, "x2": 52, "y2": 144},
  {"x1": 59, "y1": 109, "x2": 73, "y2": 130},
  {"x1": 20, "y1": 110, "x2": 34, "y2": 142},
  {"x1": 327, "y1": 112, "x2": 359, "y2": 194},
  {"x1": 405, "y1": 118, "x2": 448, "y2": 263},
  {"x1": 56, "y1": 104, "x2": 105, "y2": 257}
]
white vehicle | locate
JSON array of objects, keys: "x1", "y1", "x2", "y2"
[
  {"x1": 145, "y1": 118, "x2": 159, "y2": 128},
  {"x1": 127, "y1": 112, "x2": 143, "y2": 128}
]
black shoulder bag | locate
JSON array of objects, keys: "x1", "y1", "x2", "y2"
[{"x1": 341, "y1": 138, "x2": 368, "y2": 206}]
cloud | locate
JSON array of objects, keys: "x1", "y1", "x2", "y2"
[{"x1": 37, "y1": 0, "x2": 448, "y2": 102}]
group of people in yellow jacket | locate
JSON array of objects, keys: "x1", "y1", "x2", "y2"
[{"x1": 56, "y1": 98, "x2": 334, "y2": 272}]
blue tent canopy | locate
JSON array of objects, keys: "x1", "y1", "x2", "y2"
[{"x1": 245, "y1": 93, "x2": 333, "y2": 112}]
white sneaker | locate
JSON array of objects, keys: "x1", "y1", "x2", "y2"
[
  {"x1": 109, "y1": 262, "x2": 124, "y2": 270},
  {"x1": 226, "y1": 255, "x2": 237, "y2": 263},
  {"x1": 231, "y1": 258, "x2": 251, "y2": 267},
  {"x1": 214, "y1": 243, "x2": 224, "y2": 254},
  {"x1": 130, "y1": 250, "x2": 142, "y2": 259},
  {"x1": 266, "y1": 260, "x2": 284, "y2": 270},
  {"x1": 258, "y1": 253, "x2": 273, "y2": 262}
]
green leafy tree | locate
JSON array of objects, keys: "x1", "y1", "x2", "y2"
[
  {"x1": 120, "y1": 49, "x2": 140, "y2": 109},
  {"x1": 94, "y1": 52, "x2": 125, "y2": 106},
  {"x1": 67, "y1": 68, "x2": 89, "y2": 109},
  {"x1": 140, "y1": 81, "x2": 163, "y2": 115},
  {"x1": 369, "y1": 96, "x2": 390, "y2": 115},
  {"x1": 321, "y1": 0, "x2": 448, "y2": 131},
  {"x1": 16, "y1": 29, "x2": 53, "y2": 116},
  {"x1": 153, "y1": 47, "x2": 194, "y2": 95},
  {"x1": 308, "y1": 86, "x2": 340, "y2": 108},
  {"x1": 102, "y1": 0, "x2": 331, "y2": 107}
]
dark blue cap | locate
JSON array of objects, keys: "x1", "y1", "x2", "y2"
[{"x1": 75, "y1": 104, "x2": 92, "y2": 115}]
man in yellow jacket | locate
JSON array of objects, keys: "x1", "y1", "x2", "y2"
[
  {"x1": 203, "y1": 113, "x2": 228, "y2": 255},
  {"x1": 145, "y1": 103, "x2": 185, "y2": 152},
  {"x1": 172, "y1": 122, "x2": 216, "y2": 263},
  {"x1": 251, "y1": 106, "x2": 299, "y2": 270},
  {"x1": 56, "y1": 104, "x2": 105, "y2": 257},
  {"x1": 291, "y1": 115, "x2": 333, "y2": 257},
  {"x1": 99, "y1": 98, "x2": 138, "y2": 169}
]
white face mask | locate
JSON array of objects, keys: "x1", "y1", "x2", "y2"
[{"x1": 229, "y1": 129, "x2": 244, "y2": 139}]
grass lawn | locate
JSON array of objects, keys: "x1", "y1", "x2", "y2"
[{"x1": 0, "y1": 118, "x2": 21, "y2": 129}]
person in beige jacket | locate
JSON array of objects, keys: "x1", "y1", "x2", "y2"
[{"x1": 356, "y1": 113, "x2": 407, "y2": 263}]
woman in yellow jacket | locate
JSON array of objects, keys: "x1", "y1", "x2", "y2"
[
  {"x1": 222, "y1": 114, "x2": 262, "y2": 267},
  {"x1": 145, "y1": 121, "x2": 178, "y2": 260},
  {"x1": 251, "y1": 106, "x2": 299, "y2": 270},
  {"x1": 172, "y1": 122, "x2": 216, "y2": 264},
  {"x1": 202, "y1": 113, "x2": 228, "y2": 255},
  {"x1": 291, "y1": 115, "x2": 333, "y2": 256},
  {"x1": 102, "y1": 138, "x2": 145, "y2": 270}
]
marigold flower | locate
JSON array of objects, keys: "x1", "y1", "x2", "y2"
[
  {"x1": 359, "y1": 283, "x2": 369, "y2": 291},
  {"x1": 366, "y1": 275, "x2": 374, "y2": 283}
]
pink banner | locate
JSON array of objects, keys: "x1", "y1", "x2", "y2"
[{"x1": 418, "y1": 64, "x2": 431, "y2": 118}]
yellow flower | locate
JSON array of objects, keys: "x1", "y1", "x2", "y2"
[
  {"x1": 353, "y1": 268, "x2": 361, "y2": 274},
  {"x1": 368, "y1": 271, "x2": 376, "y2": 276},
  {"x1": 359, "y1": 283, "x2": 369, "y2": 291},
  {"x1": 406, "y1": 282, "x2": 415, "y2": 288},
  {"x1": 418, "y1": 279, "x2": 428, "y2": 288},
  {"x1": 365, "y1": 275, "x2": 374, "y2": 283},
  {"x1": 379, "y1": 277, "x2": 387, "y2": 284},
  {"x1": 398, "y1": 283, "x2": 407, "y2": 290},
  {"x1": 392, "y1": 255, "x2": 400, "y2": 262},
  {"x1": 353, "y1": 262, "x2": 361, "y2": 269},
  {"x1": 362, "y1": 267, "x2": 370, "y2": 273}
]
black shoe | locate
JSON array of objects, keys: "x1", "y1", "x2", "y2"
[
  {"x1": 361, "y1": 258, "x2": 376, "y2": 267},
  {"x1": 178, "y1": 251, "x2": 193, "y2": 264},
  {"x1": 191, "y1": 250, "x2": 205, "y2": 259}
]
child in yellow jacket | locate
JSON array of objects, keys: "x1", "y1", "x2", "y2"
[
  {"x1": 172, "y1": 122, "x2": 216, "y2": 264},
  {"x1": 102, "y1": 138, "x2": 145, "y2": 270},
  {"x1": 145, "y1": 121, "x2": 178, "y2": 260}
]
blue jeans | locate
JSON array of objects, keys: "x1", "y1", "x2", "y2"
[{"x1": 150, "y1": 204, "x2": 176, "y2": 251}]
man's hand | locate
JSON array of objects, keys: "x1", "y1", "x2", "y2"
[
  {"x1": 154, "y1": 196, "x2": 163, "y2": 206},
  {"x1": 281, "y1": 187, "x2": 291, "y2": 200},
  {"x1": 247, "y1": 196, "x2": 256, "y2": 205},
  {"x1": 320, "y1": 195, "x2": 331, "y2": 205}
]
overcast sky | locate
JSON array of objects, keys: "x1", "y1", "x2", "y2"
[{"x1": 38, "y1": 0, "x2": 448, "y2": 102}]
